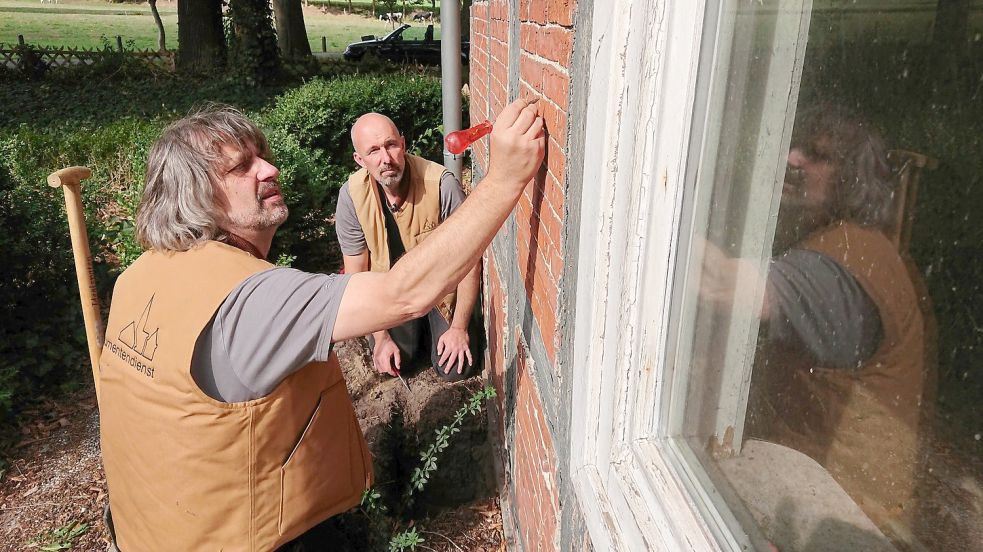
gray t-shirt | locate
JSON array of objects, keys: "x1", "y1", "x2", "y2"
[
  {"x1": 767, "y1": 249, "x2": 883, "y2": 369},
  {"x1": 335, "y1": 171, "x2": 465, "y2": 256},
  {"x1": 191, "y1": 268, "x2": 351, "y2": 403}
]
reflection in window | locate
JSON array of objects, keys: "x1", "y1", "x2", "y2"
[{"x1": 677, "y1": 1, "x2": 983, "y2": 550}]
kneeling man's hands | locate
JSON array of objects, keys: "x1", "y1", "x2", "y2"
[
  {"x1": 373, "y1": 332, "x2": 401, "y2": 377},
  {"x1": 436, "y1": 327, "x2": 472, "y2": 375}
]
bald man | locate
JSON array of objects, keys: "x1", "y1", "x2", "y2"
[{"x1": 335, "y1": 114, "x2": 482, "y2": 382}]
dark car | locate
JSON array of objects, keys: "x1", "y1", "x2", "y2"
[{"x1": 343, "y1": 24, "x2": 469, "y2": 65}]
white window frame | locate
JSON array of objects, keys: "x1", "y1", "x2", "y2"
[{"x1": 570, "y1": 1, "x2": 811, "y2": 550}]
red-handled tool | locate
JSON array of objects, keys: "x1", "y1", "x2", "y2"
[{"x1": 445, "y1": 121, "x2": 493, "y2": 155}]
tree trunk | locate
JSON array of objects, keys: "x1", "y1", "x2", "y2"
[
  {"x1": 932, "y1": 0, "x2": 969, "y2": 56},
  {"x1": 148, "y1": 0, "x2": 166, "y2": 51},
  {"x1": 372, "y1": 0, "x2": 376, "y2": 17},
  {"x1": 272, "y1": 0, "x2": 312, "y2": 60},
  {"x1": 176, "y1": 0, "x2": 225, "y2": 73},
  {"x1": 460, "y1": 0, "x2": 471, "y2": 40},
  {"x1": 348, "y1": 0, "x2": 353, "y2": 14},
  {"x1": 930, "y1": 0, "x2": 970, "y2": 81},
  {"x1": 228, "y1": 0, "x2": 282, "y2": 83}
]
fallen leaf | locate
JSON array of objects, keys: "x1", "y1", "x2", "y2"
[{"x1": 22, "y1": 485, "x2": 39, "y2": 498}]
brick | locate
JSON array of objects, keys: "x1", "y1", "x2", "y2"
[
  {"x1": 490, "y1": 39, "x2": 509, "y2": 67},
  {"x1": 520, "y1": 22, "x2": 539, "y2": 53},
  {"x1": 543, "y1": 27, "x2": 573, "y2": 65},
  {"x1": 543, "y1": 65, "x2": 570, "y2": 110},
  {"x1": 546, "y1": 135, "x2": 566, "y2": 184},
  {"x1": 538, "y1": 100, "x2": 568, "y2": 148},
  {"x1": 491, "y1": 19, "x2": 508, "y2": 40},
  {"x1": 520, "y1": 53, "x2": 548, "y2": 92},
  {"x1": 490, "y1": 0, "x2": 507, "y2": 20},
  {"x1": 547, "y1": 0, "x2": 575, "y2": 26},
  {"x1": 543, "y1": 171, "x2": 565, "y2": 215},
  {"x1": 550, "y1": 245, "x2": 565, "y2": 280},
  {"x1": 527, "y1": 0, "x2": 548, "y2": 24},
  {"x1": 541, "y1": 207, "x2": 562, "y2": 254}
]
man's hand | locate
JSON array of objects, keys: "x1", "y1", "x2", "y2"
[
  {"x1": 372, "y1": 331, "x2": 401, "y2": 377},
  {"x1": 485, "y1": 98, "x2": 545, "y2": 191},
  {"x1": 696, "y1": 238, "x2": 771, "y2": 319},
  {"x1": 436, "y1": 327, "x2": 472, "y2": 375}
]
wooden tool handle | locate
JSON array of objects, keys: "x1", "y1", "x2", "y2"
[
  {"x1": 48, "y1": 166, "x2": 103, "y2": 400},
  {"x1": 47, "y1": 166, "x2": 92, "y2": 188}
]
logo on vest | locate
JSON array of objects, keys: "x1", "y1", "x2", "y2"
[
  {"x1": 103, "y1": 296, "x2": 158, "y2": 379},
  {"x1": 422, "y1": 220, "x2": 437, "y2": 232},
  {"x1": 119, "y1": 297, "x2": 159, "y2": 360}
]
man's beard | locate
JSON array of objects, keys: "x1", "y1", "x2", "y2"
[
  {"x1": 772, "y1": 201, "x2": 830, "y2": 254},
  {"x1": 377, "y1": 166, "x2": 404, "y2": 189},
  {"x1": 229, "y1": 183, "x2": 289, "y2": 231}
]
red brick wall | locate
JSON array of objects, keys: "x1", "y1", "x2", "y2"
[
  {"x1": 471, "y1": 0, "x2": 573, "y2": 366},
  {"x1": 484, "y1": 252, "x2": 507, "y2": 431},
  {"x1": 512, "y1": 337, "x2": 561, "y2": 551},
  {"x1": 472, "y1": 1, "x2": 577, "y2": 549}
]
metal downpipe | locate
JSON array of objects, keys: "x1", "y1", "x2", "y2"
[{"x1": 440, "y1": 0, "x2": 463, "y2": 179}]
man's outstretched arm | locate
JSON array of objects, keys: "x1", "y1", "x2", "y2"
[{"x1": 333, "y1": 98, "x2": 544, "y2": 342}]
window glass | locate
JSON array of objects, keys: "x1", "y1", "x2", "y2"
[{"x1": 676, "y1": 2, "x2": 983, "y2": 549}]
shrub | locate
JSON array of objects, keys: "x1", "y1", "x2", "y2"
[
  {"x1": 0, "y1": 118, "x2": 161, "y2": 418},
  {"x1": 262, "y1": 75, "x2": 445, "y2": 164},
  {"x1": 0, "y1": 72, "x2": 450, "y2": 424}
]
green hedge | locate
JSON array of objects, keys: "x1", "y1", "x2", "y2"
[{"x1": 0, "y1": 73, "x2": 447, "y2": 421}]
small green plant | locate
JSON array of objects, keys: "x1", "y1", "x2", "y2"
[
  {"x1": 408, "y1": 385, "x2": 496, "y2": 496},
  {"x1": 388, "y1": 526, "x2": 424, "y2": 552},
  {"x1": 275, "y1": 252, "x2": 297, "y2": 267},
  {"x1": 27, "y1": 521, "x2": 89, "y2": 551},
  {"x1": 360, "y1": 487, "x2": 386, "y2": 514},
  {"x1": 363, "y1": 384, "x2": 496, "y2": 551}
]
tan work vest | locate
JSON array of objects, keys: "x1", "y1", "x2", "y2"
[
  {"x1": 752, "y1": 222, "x2": 927, "y2": 524},
  {"x1": 347, "y1": 153, "x2": 456, "y2": 321},
  {"x1": 99, "y1": 241, "x2": 372, "y2": 551}
]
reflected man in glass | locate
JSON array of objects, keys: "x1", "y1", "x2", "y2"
[{"x1": 714, "y1": 106, "x2": 933, "y2": 528}]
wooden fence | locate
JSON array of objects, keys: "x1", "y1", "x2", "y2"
[{"x1": 0, "y1": 35, "x2": 174, "y2": 72}]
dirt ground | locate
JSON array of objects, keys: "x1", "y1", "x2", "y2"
[{"x1": 0, "y1": 340, "x2": 503, "y2": 551}]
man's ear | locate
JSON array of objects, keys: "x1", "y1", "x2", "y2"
[{"x1": 353, "y1": 151, "x2": 366, "y2": 169}]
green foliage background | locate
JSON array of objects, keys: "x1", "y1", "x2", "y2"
[{"x1": 0, "y1": 63, "x2": 449, "y2": 424}]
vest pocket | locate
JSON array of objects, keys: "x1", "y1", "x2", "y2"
[
  {"x1": 278, "y1": 381, "x2": 364, "y2": 535},
  {"x1": 414, "y1": 227, "x2": 435, "y2": 243}
]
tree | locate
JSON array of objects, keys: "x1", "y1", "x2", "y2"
[
  {"x1": 272, "y1": 0, "x2": 312, "y2": 60},
  {"x1": 148, "y1": 0, "x2": 166, "y2": 51},
  {"x1": 932, "y1": 0, "x2": 970, "y2": 57},
  {"x1": 227, "y1": 0, "x2": 282, "y2": 83},
  {"x1": 176, "y1": 0, "x2": 226, "y2": 73},
  {"x1": 930, "y1": 0, "x2": 971, "y2": 80},
  {"x1": 460, "y1": 0, "x2": 471, "y2": 40}
]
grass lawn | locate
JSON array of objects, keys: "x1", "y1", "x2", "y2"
[{"x1": 0, "y1": 0, "x2": 441, "y2": 53}]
